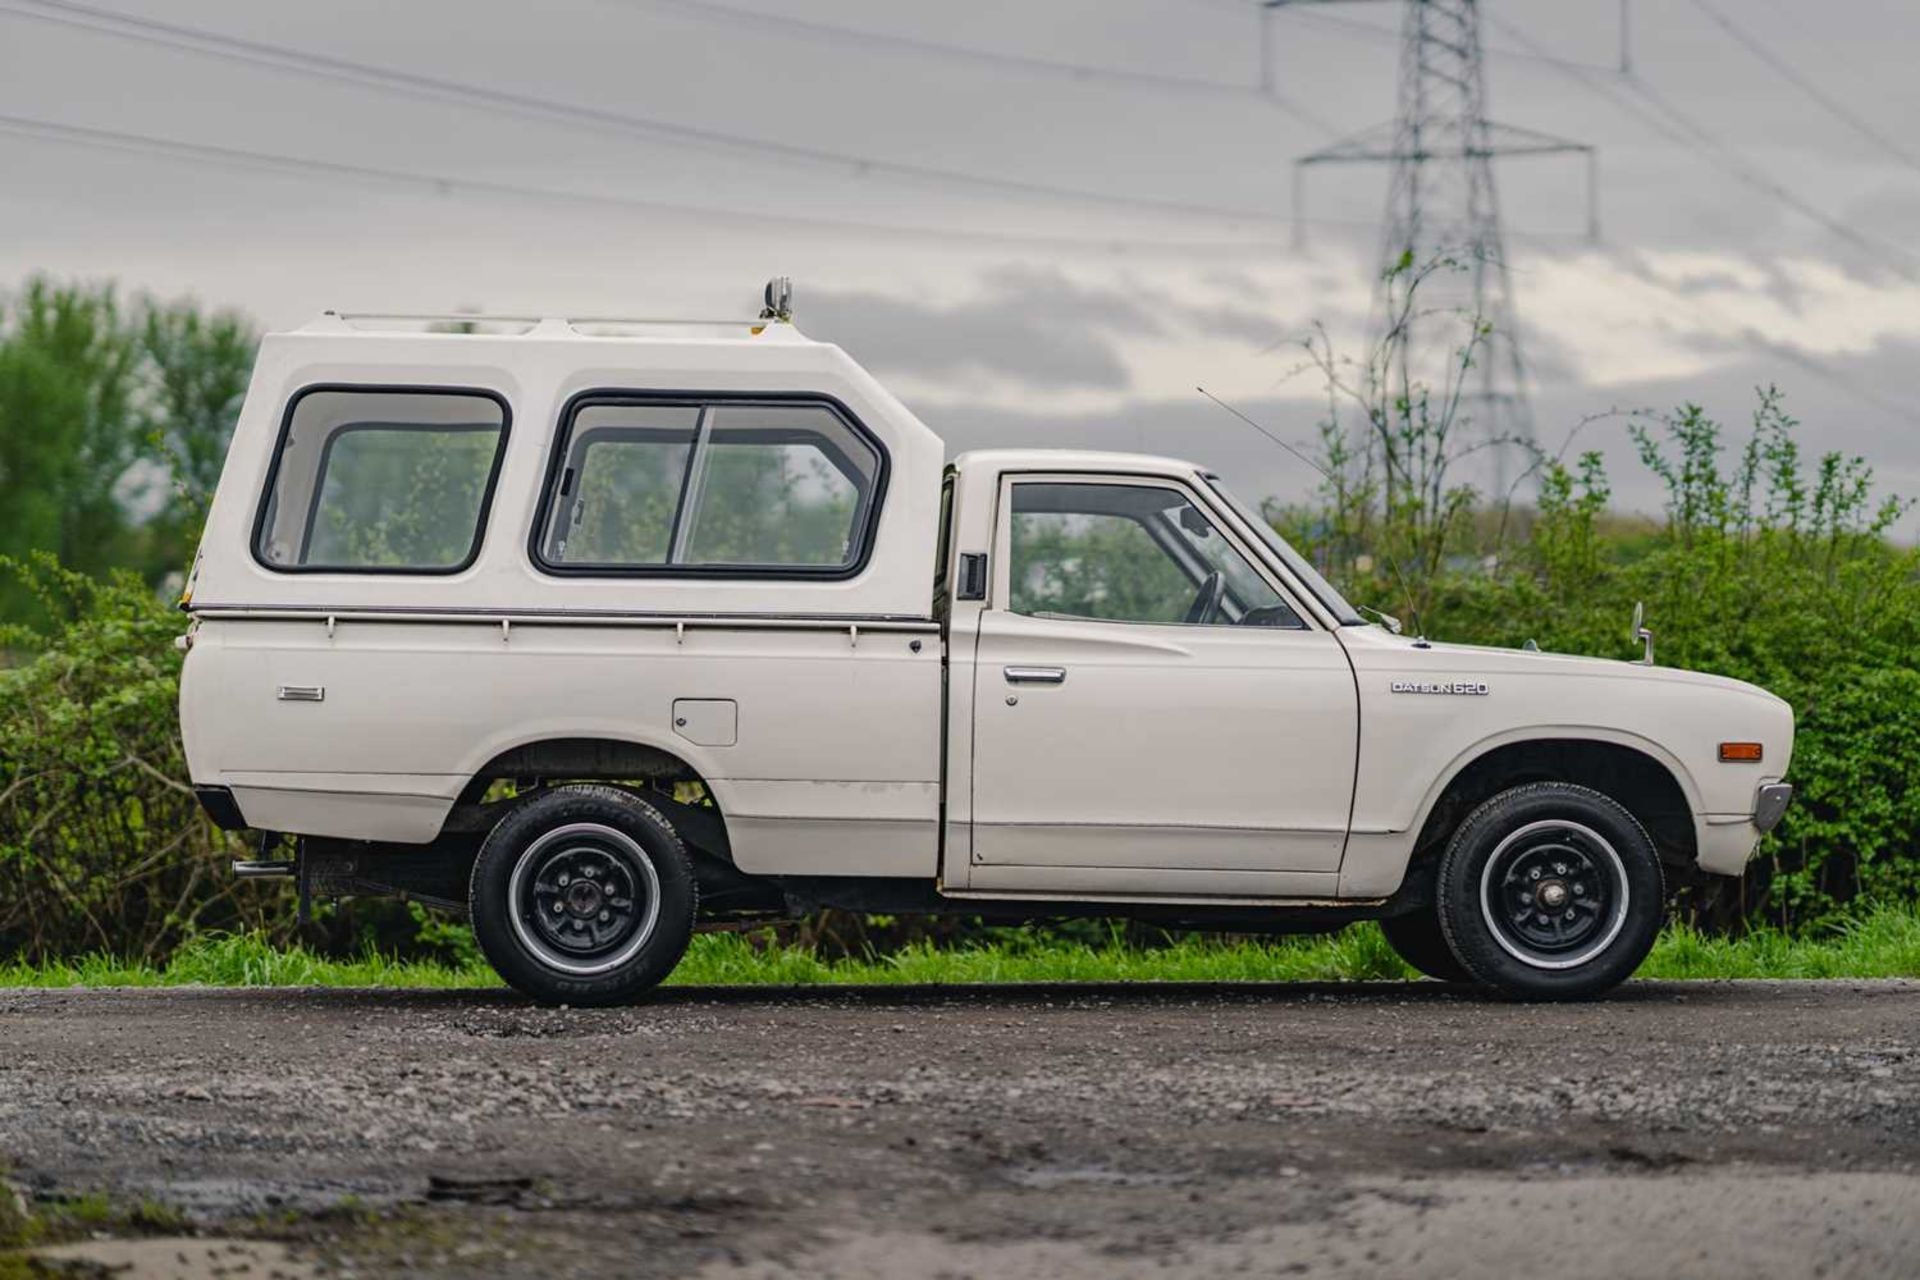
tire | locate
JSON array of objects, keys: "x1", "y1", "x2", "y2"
[
  {"x1": 470, "y1": 785, "x2": 697, "y2": 1006},
  {"x1": 1380, "y1": 907, "x2": 1471, "y2": 982},
  {"x1": 1436, "y1": 782, "x2": 1664, "y2": 1001}
]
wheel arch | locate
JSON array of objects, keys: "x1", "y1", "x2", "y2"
[
  {"x1": 449, "y1": 734, "x2": 734, "y2": 862},
  {"x1": 1404, "y1": 733, "x2": 1699, "y2": 883}
]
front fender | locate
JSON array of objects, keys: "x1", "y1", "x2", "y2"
[{"x1": 1401, "y1": 724, "x2": 1707, "y2": 840}]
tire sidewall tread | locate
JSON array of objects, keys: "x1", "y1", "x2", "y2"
[
  {"x1": 1436, "y1": 781, "x2": 1665, "y2": 1001},
  {"x1": 469, "y1": 784, "x2": 698, "y2": 1006}
]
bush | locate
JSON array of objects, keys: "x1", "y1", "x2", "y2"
[
  {"x1": 0, "y1": 555, "x2": 271, "y2": 960},
  {"x1": 0, "y1": 556, "x2": 538, "y2": 963}
]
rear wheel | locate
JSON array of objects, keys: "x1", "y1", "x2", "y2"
[
  {"x1": 470, "y1": 785, "x2": 697, "y2": 1006},
  {"x1": 1436, "y1": 782, "x2": 1664, "y2": 1000},
  {"x1": 1379, "y1": 908, "x2": 1470, "y2": 982}
]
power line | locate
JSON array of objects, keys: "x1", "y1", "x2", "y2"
[
  {"x1": 1480, "y1": 10, "x2": 1920, "y2": 282},
  {"x1": 1685, "y1": 0, "x2": 1920, "y2": 179},
  {"x1": 0, "y1": 109, "x2": 1376, "y2": 254},
  {"x1": 17, "y1": 111, "x2": 1896, "y2": 433},
  {"x1": 607, "y1": 0, "x2": 1342, "y2": 135},
  {"x1": 0, "y1": 0, "x2": 1290, "y2": 228},
  {"x1": 1624, "y1": 74, "x2": 1920, "y2": 278}
]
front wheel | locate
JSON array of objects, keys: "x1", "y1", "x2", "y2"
[
  {"x1": 470, "y1": 785, "x2": 698, "y2": 1006},
  {"x1": 1436, "y1": 782, "x2": 1664, "y2": 1000}
]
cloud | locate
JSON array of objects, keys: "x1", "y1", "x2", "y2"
[
  {"x1": 804, "y1": 264, "x2": 1347, "y2": 396},
  {"x1": 803, "y1": 267, "x2": 1161, "y2": 392},
  {"x1": 1514, "y1": 248, "x2": 1920, "y2": 394}
]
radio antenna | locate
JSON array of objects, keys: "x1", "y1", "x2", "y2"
[
  {"x1": 1195, "y1": 385, "x2": 1426, "y2": 643},
  {"x1": 1196, "y1": 386, "x2": 1330, "y2": 483}
]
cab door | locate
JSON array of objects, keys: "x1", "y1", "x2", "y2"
[{"x1": 964, "y1": 474, "x2": 1358, "y2": 898}]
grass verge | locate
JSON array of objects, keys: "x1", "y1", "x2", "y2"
[{"x1": 1, "y1": 905, "x2": 1916, "y2": 990}]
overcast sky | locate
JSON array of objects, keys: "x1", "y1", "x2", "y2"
[{"x1": 4, "y1": 0, "x2": 1919, "y2": 526}]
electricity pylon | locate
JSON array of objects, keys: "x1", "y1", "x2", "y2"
[{"x1": 1269, "y1": 0, "x2": 1598, "y2": 479}]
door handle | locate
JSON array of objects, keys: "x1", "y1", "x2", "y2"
[{"x1": 1004, "y1": 665, "x2": 1067, "y2": 685}]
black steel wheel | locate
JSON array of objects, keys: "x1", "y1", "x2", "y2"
[
  {"x1": 471, "y1": 785, "x2": 697, "y2": 1006},
  {"x1": 1379, "y1": 907, "x2": 1470, "y2": 982},
  {"x1": 509, "y1": 823, "x2": 660, "y2": 976},
  {"x1": 1478, "y1": 820, "x2": 1627, "y2": 969},
  {"x1": 1436, "y1": 782, "x2": 1664, "y2": 1000}
]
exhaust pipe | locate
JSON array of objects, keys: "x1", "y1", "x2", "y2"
[
  {"x1": 231, "y1": 859, "x2": 296, "y2": 879},
  {"x1": 234, "y1": 834, "x2": 313, "y2": 922}
]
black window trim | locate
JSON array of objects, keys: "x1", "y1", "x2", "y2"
[
  {"x1": 529, "y1": 388, "x2": 891, "y2": 582},
  {"x1": 251, "y1": 383, "x2": 513, "y2": 577}
]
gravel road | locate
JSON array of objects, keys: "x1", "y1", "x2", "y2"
[{"x1": 1, "y1": 981, "x2": 1916, "y2": 1278}]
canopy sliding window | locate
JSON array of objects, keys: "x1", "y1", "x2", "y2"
[{"x1": 536, "y1": 395, "x2": 884, "y2": 578}]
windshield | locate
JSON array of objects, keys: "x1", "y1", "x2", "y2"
[{"x1": 1202, "y1": 474, "x2": 1366, "y2": 626}]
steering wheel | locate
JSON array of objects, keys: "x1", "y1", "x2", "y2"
[{"x1": 1184, "y1": 570, "x2": 1226, "y2": 625}]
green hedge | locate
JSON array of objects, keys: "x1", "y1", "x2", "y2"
[{"x1": 0, "y1": 557, "x2": 267, "y2": 960}]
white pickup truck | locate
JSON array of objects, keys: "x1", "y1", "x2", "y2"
[{"x1": 177, "y1": 287, "x2": 1794, "y2": 1003}]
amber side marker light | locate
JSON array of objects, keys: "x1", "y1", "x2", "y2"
[{"x1": 1719, "y1": 742, "x2": 1764, "y2": 763}]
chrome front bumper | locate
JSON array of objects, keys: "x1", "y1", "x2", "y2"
[{"x1": 1754, "y1": 782, "x2": 1794, "y2": 834}]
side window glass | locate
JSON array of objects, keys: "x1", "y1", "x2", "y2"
[
  {"x1": 536, "y1": 399, "x2": 882, "y2": 573},
  {"x1": 1008, "y1": 482, "x2": 1303, "y2": 628},
  {"x1": 1011, "y1": 498, "x2": 1193, "y2": 624},
  {"x1": 680, "y1": 405, "x2": 876, "y2": 567},
  {"x1": 541, "y1": 405, "x2": 699, "y2": 566},
  {"x1": 256, "y1": 388, "x2": 508, "y2": 572}
]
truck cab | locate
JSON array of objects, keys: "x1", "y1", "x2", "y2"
[{"x1": 179, "y1": 291, "x2": 1795, "y2": 1003}]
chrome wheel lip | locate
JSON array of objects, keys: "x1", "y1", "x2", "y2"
[
  {"x1": 1478, "y1": 818, "x2": 1629, "y2": 971},
  {"x1": 507, "y1": 822, "x2": 662, "y2": 977}
]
